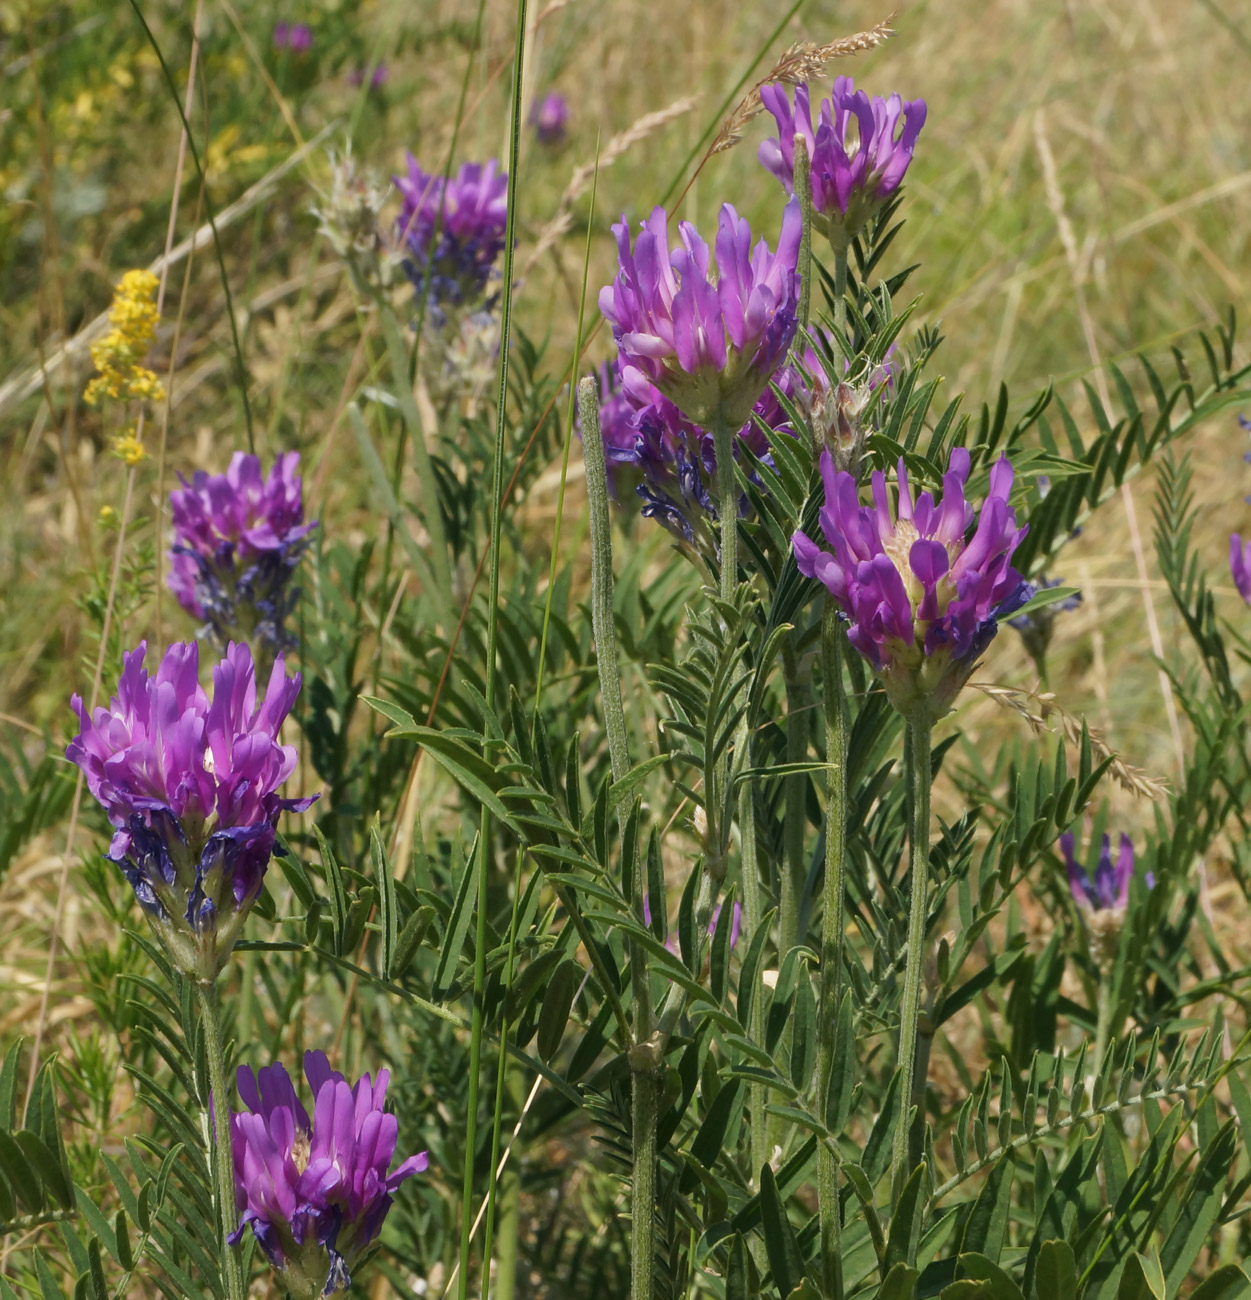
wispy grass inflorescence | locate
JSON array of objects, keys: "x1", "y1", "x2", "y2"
[
  {"x1": 709, "y1": 16, "x2": 897, "y2": 156},
  {"x1": 971, "y1": 681, "x2": 1170, "y2": 800}
]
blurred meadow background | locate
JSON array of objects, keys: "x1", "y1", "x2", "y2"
[{"x1": 3, "y1": 0, "x2": 1251, "y2": 1292}]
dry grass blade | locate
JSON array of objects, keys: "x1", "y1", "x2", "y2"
[
  {"x1": 710, "y1": 15, "x2": 897, "y2": 156},
  {"x1": 971, "y1": 681, "x2": 1170, "y2": 800},
  {"x1": 524, "y1": 95, "x2": 699, "y2": 272}
]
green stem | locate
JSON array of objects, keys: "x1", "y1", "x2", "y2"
[
  {"x1": 379, "y1": 304, "x2": 455, "y2": 633},
  {"x1": 460, "y1": 1, "x2": 527, "y2": 1296},
  {"x1": 891, "y1": 719, "x2": 931, "y2": 1217},
  {"x1": 740, "y1": 735, "x2": 769, "y2": 1201},
  {"x1": 832, "y1": 250, "x2": 849, "y2": 365},
  {"x1": 815, "y1": 607, "x2": 847, "y2": 1299},
  {"x1": 792, "y1": 135, "x2": 813, "y2": 344},
  {"x1": 579, "y1": 378, "x2": 632, "y2": 788},
  {"x1": 195, "y1": 981, "x2": 246, "y2": 1300},
  {"x1": 711, "y1": 408, "x2": 738, "y2": 606},
  {"x1": 630, "y1": 1062, "x2": 658, "y2": 1300},
  {"x1": 779, "y1": 642, "x2": 810, "y2": 957},
  {"x1": 1094, "y1": 979, "x2": 1113, "y2": 1077}
]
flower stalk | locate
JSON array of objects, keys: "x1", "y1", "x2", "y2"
[
  {"x1": 891, "y1": 719, "x2": 931, "y2": 1213},
  {"x1": 815, "y1": 605, "x2": 848, "y2": 1298},
  {"x1": 195, "y1": 980, "x2": 247, "y2": 1300}
]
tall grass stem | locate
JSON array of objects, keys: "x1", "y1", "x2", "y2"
[{"x1": 459, "y1": 1, "x2": 528, "y2": 1296}]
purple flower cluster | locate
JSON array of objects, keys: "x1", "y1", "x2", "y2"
[
  {"x1": 395, "y1": 156, "x2": 509, "y2": 308},
  {"x1": 760, "y1": 77, "x2": 927, "y2": 251},
  {"x1": 793, "y1": 448, "x2": 1029, "y2": 721},
  {"x1": 599, "y1": 201, "x2": 802, "y2": 428},
  {"x1": 230, "y1": 1051, "x2": 427, "y2": 1298},
  {"x1": 273, "y1": 22, "x2": 312, "y2": 52},
  {"x1": 587, "y1": 356, "x2": 808, "y2": 548},
  {"x1": 66, "y1": 641, "x2": 314, "y2": 977},
  {"x1": 1231, "y1": 535, "x2": 1251, "y2": 603},
  {"x1": 530, "y1": 92, "x2": 570, "y2": 145},
  {"x1": 169, "y1": 452, "x2": 316, "y2": 659}
]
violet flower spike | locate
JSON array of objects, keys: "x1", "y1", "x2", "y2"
[
  {"x1": 66, "y1": 641, "x2": 316, "y2": 978},
  {"x1": 598, "y1": 199, "x2": 801, "y2": 428},
  {"x1": 394, "y1": 156, "x2": 509, "y2": 308},
  {"x1": 792, "y1": 448, "x2": 1029, "y2": 722},
  {"x1": 169, "y1": 451, "x2": 316, "y2": 661},
  {"x1": 1231, "y1": 535, "x2": 1251, "y2": 604},
  {"x1": 759, "y1": 77, "x2": 926, "y2": 252},
  {"x1": 229, "y1": 1051, "x2": 427, "y2": 1299}
]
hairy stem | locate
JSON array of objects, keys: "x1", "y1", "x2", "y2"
[
  {"x1": 793, "y1": 135, "x2": 813, "y2": 344},
  {"x1": 195, "y1": 981, "x2": 246, "y2": 1300},
  {"x1": 711, "y1": 408, "x2": 738, "y2": 606},
  {"x1": 582, "y1": 372, "x2": 657, "y2": 1300},
  {"x1": 779, "y1": 642, "x2": 810, "y2": 957},
  {"x1": 815, "y1": 607, "x2": 847, "y2": 1300},
  {"x1": 891, "y1": 720, "x2": 931, "y2": 1218}
]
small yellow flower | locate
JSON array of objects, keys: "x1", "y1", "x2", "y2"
[
  {"x1": 98, "y1": 504, "x2": 118, "y2": 527},
  {"x1": 85, "y1": 269, "x2": 166, "y2": 407},
  {"x1": 111, "y1": 431, "x2": 148, "y2": 466}
]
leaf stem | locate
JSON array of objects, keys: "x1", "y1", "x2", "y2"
[
  {"x1": 195, "y1": 980, "x2": 246, "y2": 1300},
  {"x1": 815, "y1": 607, "x2": 847, "y2": 1299},
  {"x1": 891, "y1": 719, "x2": 931, "y2": 1218},
  {"x1": 711, "y1": 407, "x2": 738, "y2": 607}
]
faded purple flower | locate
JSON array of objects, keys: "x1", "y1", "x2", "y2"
[
  {"x1": 1061, "y1": 829, "x2": 1152, "y2": 969},
  {"x1": 395, "y1": 156, "x2": 509, "y2": 307},
  {"x1": 273, "y1": 22, "x2": 312, "y2": 52},
  {"x1": 1008, "y1": 575, "x2": 1082, "y2": 667},
  {"x1": 599, "y1": 200, "x2": 802, "y2": 427},
  {"x1": 66, "y1": 641, "x2": 314, "y2": 977},
  {"x1": 759, "y1": 77, "x2": 926, "y2": 251},
  {"x1": 348, "y1": 63, "x2": 388, "y2": 90},
  {"x1": 229, "y1": 1051, "x2": 427, "y2": 1298},
  {"x1": 1231, "y1": 535, "x2": 1251, "y2": 603},
  {"x1": 642, "y1": 892, "x2": 743, "y2": 958},
  {"x1": 530, "y1": 92, "x2": 570, "y2": 145},
  {"x1": 792, "y1": 448, "x2": 1029, "y2": 721},
  {"x1": 169, "y1": 452, "x2": 316, "y2": 659}
]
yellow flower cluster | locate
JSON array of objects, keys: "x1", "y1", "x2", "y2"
[
  {"x1": 110, "y1": 429, "x2": 149, "y2": 466},
  {"x1": 85, "y1": 269, "x2": 166, "y2": 406}
]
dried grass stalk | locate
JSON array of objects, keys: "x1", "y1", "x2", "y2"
[
  {"x1": 710, "y1": 16, "x2": 897, "y2": 157},
  {"x1": 524, "y1": 95, "x2": 700, "y2": 272},
  {"x1": 971, "y1": 681, "x2": 1170, "y2": 800}
]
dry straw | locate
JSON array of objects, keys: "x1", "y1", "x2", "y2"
[
  {"x1": 972, "y1": 681, "x2": 1169, "y2": 801},
  {"x1": 709, "y1": 15, "x2": 898, "y2": 157}
]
